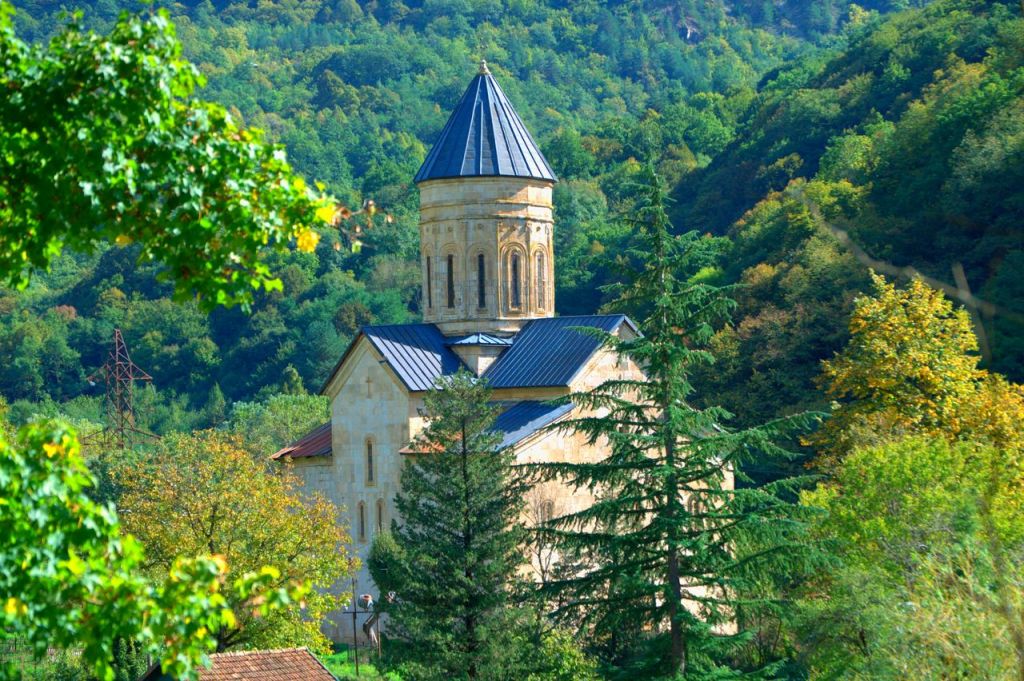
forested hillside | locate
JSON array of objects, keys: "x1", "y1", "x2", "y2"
[
  {"x1": 683, "y1": 0, "x2": 1024, "y2": 425},
  {"x1": 5, "y1": 3, "x2": 1024, "y2": 679},
  {"x1": 4, "y1": 0, "x2": 1021, "y2": 438}
]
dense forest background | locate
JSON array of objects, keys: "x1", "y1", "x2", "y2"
[{"x1": 3, "y1": 0, "x2": 1021, "y2": 444}]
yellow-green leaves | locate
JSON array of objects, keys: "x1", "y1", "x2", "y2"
[
  {"x1": 0, "y1": 420, "x2": 312, "y2": 680},
  {"x1": 116, "y1": 431, "x2": 353, "y2": 654},
  {"x1": 0, "y1": 4, "x2": 334, "y2": 311},
  {"x1": 810, "y1": 273, "x2": 983, "y2": 465}
]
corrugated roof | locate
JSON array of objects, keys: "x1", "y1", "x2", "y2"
[
  {"x1": 493, "y1": 400, "x2": 574, "y2": 449},
  {"x1": 364, "y1": 324, "x2": 466, "y2": 392},
  {"x1": 445, "y1": 332, "x2": 515, "y2": 347},
  {"x1": 483, "y1": 315, "x2": 632, "y2": 388},
  {"x1": 319, "y1": 316, "x2": 636, "y2": 396},
  {"x1": 399, "y1": 399, "x2": 574, "y2": 454},
  {"x1": 140, "y1": 647, "x2": 335, "y2": 681},
  {"x1": 414, "y1": 61, "x2": 557, "y2": 183},
  {"x1": 271, "y1": 422, "x2": 331, "y2": 460}
]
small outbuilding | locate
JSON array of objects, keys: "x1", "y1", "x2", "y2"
[{"x1": 138, "y1": 647, "x2": 336, "y2": 681}]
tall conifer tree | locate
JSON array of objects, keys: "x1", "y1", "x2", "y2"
[
  {"x1": 535, "y1": 167, "x2": 815, "y2": 678},
  {"x1": 383, "y1": 370, "x2": 531, "y2": 680}
]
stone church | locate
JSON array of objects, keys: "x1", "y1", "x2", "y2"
[{"x1": 272, "y1": 62, "x2": 646, "y2": 641}]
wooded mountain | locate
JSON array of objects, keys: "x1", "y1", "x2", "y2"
[{"x1": 3, "y1": 0, "x2": 1020, "y2": 437}]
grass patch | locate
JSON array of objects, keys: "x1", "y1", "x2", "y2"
[{"x1": 318, "y1": 645, "x2": 398, "y2": 681}]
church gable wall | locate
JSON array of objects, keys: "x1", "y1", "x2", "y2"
[{"x1": 290, "y1": 337, "x2": 415, "y2": 641}]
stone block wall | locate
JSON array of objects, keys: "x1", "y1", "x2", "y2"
[{"x1": 418, "y1": 177, "x2": 555, "y2": 334}]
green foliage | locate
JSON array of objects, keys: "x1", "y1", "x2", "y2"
[
  {"x1": 534, "y1": 168, "x2": 819, "y2": 678},
  {"x1": 685, "y1": 0, "x2": 1024, "y2": 430},
  {"x1": 522, "y1": 628, "x2": 601, "y2": 681},
  {"x1": 797, "y1": 437, "x2": 1024, "y2": 679},
  {"x1": 0, "y1": 3, "x2": 335, "y2": 310},
  {"x1": 382, "y1": 371, "x2": 535, "y2": 681},
  {"x1": 0, "y1": 420, "x2": 307, "y2": 680},
  {"x1": 793, "y1": 269, "x2": 1024, "y2": 680},
  {"x1": 226, "y1": 392, "x2": 330, "y2": 455}
]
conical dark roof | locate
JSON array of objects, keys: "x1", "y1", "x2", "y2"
[{"x1": 414, "y1": 62, "x2": 557, "y2": 184}]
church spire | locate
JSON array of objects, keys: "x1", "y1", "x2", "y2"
[{"x1": 414, "y1": 63, "x2": 556, "y2": 184}]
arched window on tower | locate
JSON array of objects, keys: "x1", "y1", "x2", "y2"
[
  {"x1": 376, "y1": 499, "x2": 385, "y2": 532},
  {"x1": 357, "y1": 502, "x2": 367, "y2": 542},
  {"x1": 477, "y1": 253, "x2": 486, "y2": 309},
  {"x1": 425, "y1": 256, "x2": 433, "y2": 310},
  {"x1": 447, "y1": 254, "x2": 455, "y2": 309},
  {"x1": 535, "y1": 251, "x2": 547, "y2": 310},
  {"x1": 511, "y1": 252, "x2": 521, "y2": 308}
]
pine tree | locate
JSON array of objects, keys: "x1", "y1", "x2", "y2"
[
  {"x1": 383, "y1": 370, "x2": 532, "y2": 681},
  {"x1": 535, "y1": 167, "x2": 816, "y2": 678}
]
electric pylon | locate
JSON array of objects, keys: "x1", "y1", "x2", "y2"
[{"x1": 85, "y1": 329, "x2": 157, "y2": 449}]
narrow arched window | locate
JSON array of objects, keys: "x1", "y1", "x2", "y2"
[
  {"x1": 536, "y1": 251, "x2": 546, "y2": 310},
  {"x1": 477, "y1": 254, "x2": 486, "y2": 308},
  {"x1": 541, "y1": 500, "x2": 555, "y2": 523},
  {"x1": 511, "y1": 252, "x2": 521, "y2": 308},
  {"x1": 426, "y1": 256, "x2": 433, "y2": 309},
  {"x1": 358, "y1": 502, "x2": 367, "y2": 542},
  {"x1": 376, "y1": 499, "x2": 385, "y2": 532},
  {"x1": 366, "y1": 439, "x2": 375, "y2": 486},
  {"x1": 447, "y1": 254, "x2": 455, "y2": 308}
]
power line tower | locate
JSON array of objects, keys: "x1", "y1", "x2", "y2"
[{"x1": 86, "y1": 329, "x2": 157, "y2": 449}]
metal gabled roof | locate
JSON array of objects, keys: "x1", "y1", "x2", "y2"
[
  {"x1": 363, "y1": 324, "x2": 466, "y2": 392},
  {"x1": 270, "y1": 422, "x2": 332, "y2": 460},
  {"x1": 483, "y1": 315, "x2": 635, "y2": 389},
  {"x1": 399, "y1": 399, "x2": 573, "y2": 454},
  {"x1": 492, "y1": 400, "x2": 574, "y2": 449},
  {"x1": 414, "y1": 61, "x2": 557, "y2": 184}
]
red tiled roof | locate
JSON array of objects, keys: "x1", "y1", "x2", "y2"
[
  {"x1": 270, "y1": 422, "x2": 332, "y2": 460},
  {"x1": 140, "y1": 647, "x2": 336, "y2": 681}
]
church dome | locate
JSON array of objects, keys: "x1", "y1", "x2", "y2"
[{"x1": 414, "y1": 61, "x2": 557, "y2": 184}]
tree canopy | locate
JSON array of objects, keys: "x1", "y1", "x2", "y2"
[
  {"x1": 0, "y1": 2, "x2": 335, "y2": 310},
  {"x1": 0, "y1": 420, "x2": 307, "y2": 680},
  {"x1": 116, "y1": 430, "x2": 355, "y2": 654}
]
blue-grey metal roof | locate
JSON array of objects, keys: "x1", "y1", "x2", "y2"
[
  {"x1": 492, "y1": 400, "x2": 574, "y2": 449},
  {"x1": 483, "y1": 315, "x2": 635, "y2": 389},
  {"x1": 363, "y1": 324, "x2": 466, "y2": 392},
  {"x1": 414, "y1": 62, "x2": 557, "y2": 184},
  {"x1": 446, "y1": 332, "x2": 515, "y2": 347}
]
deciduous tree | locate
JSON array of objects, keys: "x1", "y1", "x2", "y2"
[
  {"x1": 0, "y1": 3, "x2": 335, "y2": 310},
  {"x1": 117, "y1": 431, "x2": 353, "y2": 653},
  {"x1": 798, "y1": 437, "x2": 1024, "y2": 680},
  {"x1": 0, "y1": 420, "x2": 304, "y2": 681}
]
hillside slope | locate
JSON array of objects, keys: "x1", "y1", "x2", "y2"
[
  {"x1": 8, "y1": 0, "x2": 1017, "y2": 438},
  {"x1": 684, "y1": 0, "x2": 1024, "y2": 426}
]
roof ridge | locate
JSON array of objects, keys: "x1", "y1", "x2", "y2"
[{"x1": 209, "y1": 646, "x2": 311, "y2": 657}]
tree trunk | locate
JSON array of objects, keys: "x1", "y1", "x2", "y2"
[{"x1": 664, "y1": 423, "x2": 686, "y2": 676}]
